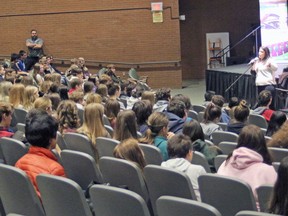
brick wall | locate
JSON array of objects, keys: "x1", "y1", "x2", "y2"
[
  {"x1": 0, "y1": 0, "x2": 261, "y2": 87},
  {"x1": 0, "y1": 0, "x2": 182, "y2": 88}
]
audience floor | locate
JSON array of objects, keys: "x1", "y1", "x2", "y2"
[{"x1": 171, "y1": 79, "x2": 206, "y2": 106}]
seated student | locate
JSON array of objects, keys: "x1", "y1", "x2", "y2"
[
  {"x1": 172, "y1": 94, "x2": 192, "y2": 122},
  {"x1": 0, "y1": 102, "x2": 14, "y2": 138},
  {"x1": 113, "y1": 110, "x2": 138, "y2": 142},
  {"x1": 69, "y1": 90, "x2": 84, "y2": 110},
  {"x1": 252, "y1": 90, "x2": 274, "y2": 122},
  {"x1": 203, "y1": 90, "x2": 215, "y2": 107},
  {"x1": 165, "y1": 99, "x2": 187, "y2": 134},
  {"x1": 200, "y1": 103, "x2": 222, "y2": 140},
  {"x1": 104, "y1": 99, "x2": 120, "y2": 129},
  {"x1": 68, "y1": 77, "x2": 82, "y2": 94},
  {"x1": 15, "y1": 113, "x2": 65, "y2": 197},
  {"x1": 266, "y1": 111, "x2": 286, "y2": 137},
  {"x1": 267, "y1": 121, "x2": 288, "y2": 148},
  {"x1": 211, "y1": 95, "x2": 230, "y2": 124},
  {"x1": 182, "y1": 120, "x2": 222, "y2": 167},
  {"x1": 139, "y1": 112, "x2": 174, "y2": 161},
  {"x1": 153, "y1": 88, "x2": 171, "y2": 112},
  {"x1": 132, "y1": 100, "x2": 152, "y2": 135},
  {"x1": 217, "y1": 125, "x2": 277, "y2": 206},
  {"x1": 161, "y1": 134, "x2": 206, "y2": 201},
  {"x1": 113, "y1": 138, "x2": 147, "y2": 172},
  {"x1": 227, "y1": 100, "x2": 250, "y2": 135},
  {"x1": 269, "y1": 156, "x2": 288, "y2": 215},
  {"x1": 223, "y1": 96, "x2": 239, "y2": 119}
]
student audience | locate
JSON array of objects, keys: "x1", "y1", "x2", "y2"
[
  {"x1": 200, "y1": 103, "x2": 222, "y2": 139},
  {"x1": 226, "y1": 100, "x2": 250, "y2": 134},
  {"x1": 266, "y1": 111, "x2": 286, "y2": 137},
  {"x1": 211, "y1": 95, "x2": 230, "y2": 123},
  {"x1": 269, "y1": 156, "x2": 288, "y2": 215},
  {"x1": 0, "y1": 101, "x2": 14, "y2": 138},
  {"x1": 252, "y1": 90, "x2": 274, "y2": 122},
  {"x1": 77, "y1": 103, "x2": 110, "y2": 161},
  {"x1": 161, "y1": 134, "x2": 206, "y2": 201},
  {"x1": 218, "y1": 125, "x2": 277, "y2": 205},
  {"x1": 182, "y1": 120, "x2": 222, "y2": 167},
  {"x1": 57, "y1": 100, "x2": 80, "y2": 134},
  {"x1": 1, "y1": 53, "x2": 287, "y2": 213},
  {"x1": 113, "y1": 110, "x2": 138, "y2": 141},
  {"x1": 267, "y1": 121, "x2": 288, "y2": 148},
  {"x1": 140, "y1": 112, "x2": 174, "y2": 161},
  {"x1": 104, "y1": 99, "x2": 120, "y2": 129},
  {"x1": 15, "y1": 112, "x2": 65, "y2": 197},
  {"x1": 132, "y1": 100, "x2": 152, "y2": 135},
  {"x1": 113, "y1": 138, "x2": 147, "y2": 171},
  {"x1": 165, "y1": 99, "x2": 187, "y2": 134}
]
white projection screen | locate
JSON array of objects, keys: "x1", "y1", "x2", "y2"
[{"x1": 259, "y1": 0, "x2": 288, "y2": 62}]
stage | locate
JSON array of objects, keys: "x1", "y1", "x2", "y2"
[{"x1": 206, "y1": 64, "x2": 257, "y2": 106}]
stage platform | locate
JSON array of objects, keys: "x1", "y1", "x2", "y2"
[{"x1": 206, "y1": 64, "x2": 257, "y2": 106}]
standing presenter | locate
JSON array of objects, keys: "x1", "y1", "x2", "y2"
[{"x1": 252, "y1": 46, "x2": 278, "y2": 95}]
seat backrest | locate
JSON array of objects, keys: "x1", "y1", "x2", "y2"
[
  {"x1": 268, "y1": 147, "x2": 288, "y2": 162},
  {"x1": 63, "y1": 132, "x2": 95, "y2": 158},
  {"x1": 272, "y1": 162, "x2": 280, "y2": 172},
  {"x1": 56, "y1": 131, "x2": 67, "y2": 150},
  {"x1": 96, "y1": 137, "x2": 120, "y2": 158},
  {"x1": 36, "y1": 174, "x2": 93, "y2": 216},
  {"x1": 77, "y1": 108, "x2": 84, "y2": 126},
  {"x1": 198, "y1": 112, "x2": 204, "y2": 122},
  {"x1": 119, "y1": 98, "x2": 127, "y2": 108},
  {"x1": 0, "y1": 137, "x2": 28, "y2": 165},
  {"x1": 192, "y1": 104, "x2": 206, "y2": 113},
  {"x1": 191, "y1": 151, "x2": 211, "y2": 173},
  {"x1": 99, "y1": 157, "x2": 149, "y2": 202},
  {"x1": 198, "y1": 174, "x2": 257, "y2": 216},
  {"x1": 90, "y1": 185, "x2": 151, "y2": 216},
  {"x1": 256, "y1": 184, "x2": 274, "y2": 213},
  {"x1": 0, "y1": 164, "x2": 45, "y2": 216},
  {"x1": 218, "y1": 141, "x2": 237, "y2": 154},
  {"x1": 217, "y1": 122, "x2": 227, "y2": 131},
  {"x1": 16, "y1": 123, "x2": 26, "y2": 133},
  {"x1": 61, "y1": 150, "x2": 103, "y2": 189},
  {"x1": 103, "y1": 114, "x2": 111, "y2": 126},
  {"x1": 139, "y1": 144, "x2": 163, "y2": 165},
  {"x1": 156, "y1": 196, "x2": 221, "y2": 216},
  {"x1": 129, "y1": 68, "x2": 140, "y2": 80},
  {"x1": 205, "y1": 139, "x2": 214, "y2": 146},
  {"x1": 104, "y1": 125, "x2": 114, "y2": 137},
  {"x1": 211, "y1": 131, "x2": 238, "y2": 145},
  {"x1": 144, "y1": 165, "x2": 196, "y2": 215},
  {"x1": 13, "y1": 108, "x2": 28, "y2": 124},
  {"x1": 188, "y1": 110, "x2": 198, "y2": 121},
  {"x1": 248, "y1": 113, "x2": 268, "y2": 129},
  {"x1": 235, "y1": 210, "x2": 280, "y2": 216},
  {"x1": 214, "y1": 155, "x2": 228, "y2": 172}
]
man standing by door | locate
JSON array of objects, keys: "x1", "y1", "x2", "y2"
[{"x1": 26, "y1": 29, "x2": 44, "y2": 70}]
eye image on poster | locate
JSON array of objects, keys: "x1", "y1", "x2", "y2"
[{"x1": 259, "y1": 0, "x2": 288, "y2": 60}]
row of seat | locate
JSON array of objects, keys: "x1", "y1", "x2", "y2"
[
  {"x1": 0, "y1": 163, "x2": 278, "y2": 216},
  {"x1": 190, "y1": 104, "x2": 268, "y2": 130}
]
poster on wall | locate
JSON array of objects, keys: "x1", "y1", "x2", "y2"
[{"x1": 259, "y1": 0, "x2": 288, "y2": 61}]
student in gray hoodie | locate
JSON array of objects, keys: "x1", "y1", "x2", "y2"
[{"x1": 161, "y1": 134, "x2": 206, "y2": 201}]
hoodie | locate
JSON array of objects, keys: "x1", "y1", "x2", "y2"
[
  {"x1": 217, "y1": 147, "x2": 277, "y2": 203},
  {"x1": 161, "y1": 158, "x2": 206, "y2": 201},
  {"x1": 252, "y1": 107, "x2": 274, "y2": 122},
  {"x1": 165, "y1": 112, "x2": 185, "y2": 134}
]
